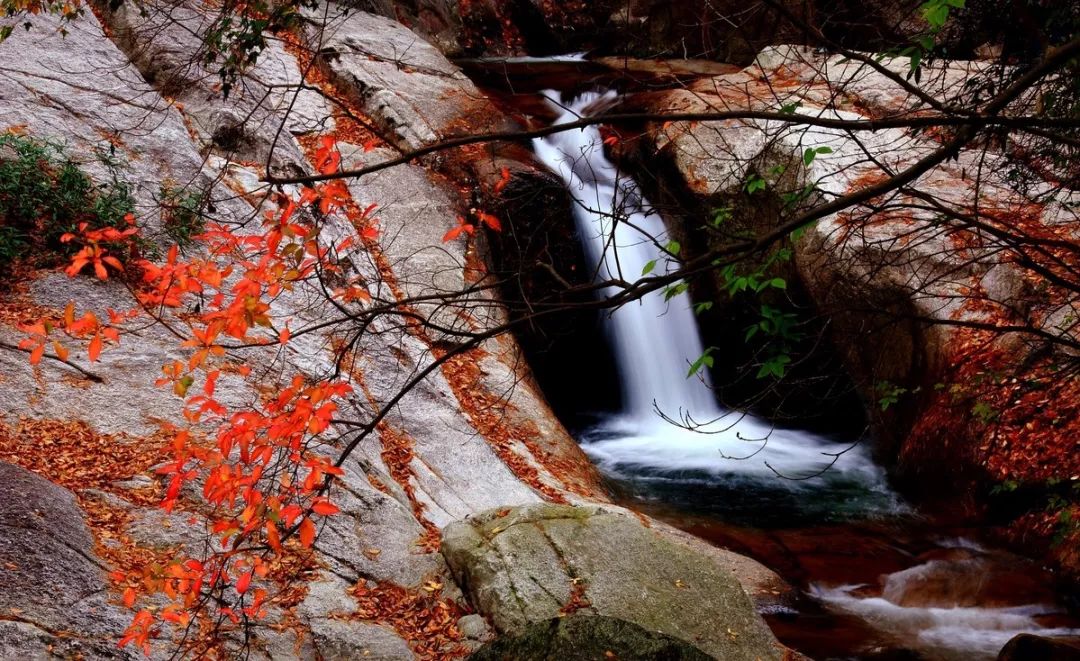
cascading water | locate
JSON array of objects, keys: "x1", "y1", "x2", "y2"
[
  {"x1": 532, "y1": 90, "x2": 892, "y2": 499},
  {"x1": 527, "y1": 85, "x2": 1080, "y2": 660}
]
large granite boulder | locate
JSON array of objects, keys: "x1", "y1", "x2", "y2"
[
  {"x1": 0, "y1": 462, "x2": 133, "y2": 659},
  {"x1": 442, "y1": 503, "x2": 786, "y2": 661}
]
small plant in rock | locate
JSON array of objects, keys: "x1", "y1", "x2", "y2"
[
  {"x1": 158, "y1": 182, "x2": 207, "y2": 250},
  {"x1": 0, "y1": 132, "x2": 136, "y2": 269}
]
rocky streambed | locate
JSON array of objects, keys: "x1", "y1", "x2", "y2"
[{"x1": 0, "y1": 2, "x2": 1077, "y2": 661}]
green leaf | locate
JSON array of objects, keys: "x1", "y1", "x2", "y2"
[
  {"x1": 641, "y1": 259, "x2": 657, "y2": 276},
  {"x1": 664, "y1": 240, "x2": 681, "y2": 256},
  {"x1": 756, "y1": 354, "x2": 791, "y2": 380},
  {"x1": 769, "y1": 278, "x2": 787, "y2": 290},
  {"x1": 745, "y1": 175, "x2": 767, "y2": 195},
  {"x1": 694, "y1": 301, "x2": 713, "y2": 314},
  {"x1": 0, "y1": 25, "x2": 12, "y2": 42},
  {"x1": 687, "y1": 347, "x2": 715, "y2": 377},
  {"x1": 663, "y1": 282, "x2": 689, "y2": 301}
]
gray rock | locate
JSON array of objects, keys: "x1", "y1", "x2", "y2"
[
  {"x1": 310, "y1": 618, "x2": 413, "y2": 660},
  {"x1": 442, "y1": 503, "x2": 784, "y2": 661},
  {"x1": 0, "y1": 462, "x2": 133, "y2": 659},
  {"x1": 457, "y1": 614, "x2": 493, "y2": 642},
  {"x1": 311, "y1": 6, "x2": 511, "y2": 150}
]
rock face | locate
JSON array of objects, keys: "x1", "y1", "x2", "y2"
[
  {"x1": 469, "y1": 615, "x2": 715, "y2": 661},
  {"x1": 0, "y1": 462, "x2": 133, "y2": 660},
  {"x1": 0, "y1": 4, "x2": 795, "y2": 660},
  {"x1": 442, "y1": 504, "x2": 785, "y2": 661}
]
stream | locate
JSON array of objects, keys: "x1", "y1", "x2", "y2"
[{"x1": 528, "y1": 88, "x2": 1080, "y2": 660}]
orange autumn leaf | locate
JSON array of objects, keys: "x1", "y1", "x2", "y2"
[
  {"x1": 311, "y1": 498, "x2": 340, "y2": 516},
  {"x1": 88, "y1": 333, "x2": 102, "y2": 362},
  {"x1": 235, "y1": 571, "x2": 252, "y2": 595},
  {"x1": 493, "y1": 167, "x2": 511, "y2": 194},
  {"x1": 442, "y1": 216, "x2": 475, "y2": 243},
  {"x1": 298, "y1": 516, "x2": 316, "y2": 547},
  {"x1": 476, "y1": 211, "x2": 502, "y2": 232}
]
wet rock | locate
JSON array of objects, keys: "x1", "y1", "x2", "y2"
[
  {"x1": 997, "y1": 634, "x2": 1080, "y2": 661},
  {"x1": 468, "y1": 615, "x2": 715, "y2": 661},
  {"x1": 442, "y1": 503, "x2": 785, "y2": 661}
]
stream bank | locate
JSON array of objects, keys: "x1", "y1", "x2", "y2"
[{"x1": 492, "y1": 55, "x2": 1080, "y2": 660}]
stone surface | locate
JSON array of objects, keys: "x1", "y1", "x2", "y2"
[
  {"x1": 0, "y1": 462, "x2": 133, "y2": 659},
  {"x1": 311, "y1": 5, "x2": 513, "y2": 150},
  {"x1": 997, "y1": 634, "x2": 1080, "y2": 661},
  {"x1": 442, "y1": 503, "x2": 785, "y2": 661},
  {"x1": 99, "y1": 0, "x2": 326, "y2": 171},
  {"x1": 469, "y1": 615, "x2": 715, "y2": 661},
  {"x1": 310, "y1": 619, "x2": 413, "y2": 660}
]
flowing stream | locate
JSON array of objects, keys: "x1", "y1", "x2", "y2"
[{"x1": 528, "y1": 88, "x2": 1080, "y2": 660}]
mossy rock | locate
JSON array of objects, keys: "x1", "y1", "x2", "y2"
[
  {"x1": 468, "y1": 615, "x2": 714, "y2": 661},
  {"x1": 442, "y1": 503, "x2": 784, "y2": 661}
]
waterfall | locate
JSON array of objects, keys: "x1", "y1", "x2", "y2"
[
  {"x1": 532, "y1": 90, "x2": 895, "y2": 495},
  {"x1": 532, "y1": 90, "x2": 718, "y2": 421}
]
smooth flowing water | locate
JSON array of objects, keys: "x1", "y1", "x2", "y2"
[
  {"x1": 531, "y1": 90, "x2": 891, "y2": 502},
  {"x1": 529, "y1": 88, "x2": 1080, "y2": 660}
]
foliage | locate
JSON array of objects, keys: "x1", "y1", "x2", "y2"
[
  {"x1": 876, "y1": 381, "x2": 909, "y2": 411},
  {"x1": 10, "y1": 133, "x2": 508, "y2": 655},
  {"x1": 0, "y1": 133, "x2": 135, "y2": 269},
  {"x1": 159, "y1": 182, "x2": 207, "y2": 250}
]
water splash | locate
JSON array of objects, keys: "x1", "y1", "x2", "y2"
[
  {"x1": 532, "y1": 90, "x2": 891, "y2": 495},
  {"x1": 811, "y1": 550, "x2": 1080, "y2": 660}
]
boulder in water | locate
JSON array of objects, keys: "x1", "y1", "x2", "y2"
[
  {"x1": 997, "y1": 633, "x2": 1080, "y2": 661},
  {"x1": 468, "y1": 615, "x2": 714, "y2": 661},
  {"x1": 441, "y1": 503, "x2": 786, "y2": 661}
]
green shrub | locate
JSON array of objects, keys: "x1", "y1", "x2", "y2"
[
  {"x1": 0, "y1": 133, "x2": 135, "y2": 269},
  {"x1": 159, "y1": 182, "x2": 207, "y2": 250}
]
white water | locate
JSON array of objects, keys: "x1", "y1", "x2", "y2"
[
  {"x1": 532, "y1": 91, "x2": 890, "y2": 489},
  {"x1": 811, "y1": 551, "x2": 1080, "y2": 660}
]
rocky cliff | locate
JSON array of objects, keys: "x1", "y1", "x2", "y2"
[{"x1": 0, "y1": 4, "x2": 789, "y2": 659}]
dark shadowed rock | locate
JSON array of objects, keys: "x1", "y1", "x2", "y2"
[
  {"x1": 997, "y1": 634, "x2": 1080, "y2": 661},
  {"x1": 468, "y1": 615, "x2": 714, "y2": 661}
]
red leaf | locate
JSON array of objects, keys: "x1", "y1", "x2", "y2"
[
  {"x1": 123, "y1": 587, "x2": 137, "y2": 608},
  {"x1": 299, "y1": 517, "x2": 316, "y2": 547},
  {"x1": 477, "y1": 211, "x2": 502, "y2": 231},
  {"x1": 29, "y1": 344, "x2": 44, "y2": 365},
  {"x1": 235, "y1": 570, "x2": 252, "y2": 595},
  {"x1": 311, "y1": 499, "x2": 340, "y2": 516},
  {"x1": 88, "y1": 333, "x2": 103, "y2": 362}
]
